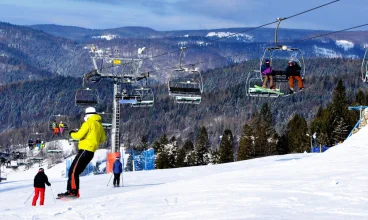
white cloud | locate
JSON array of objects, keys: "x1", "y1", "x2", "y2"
[{"x1": 0, "y1": 0, "x2": 367, "y2": 31}]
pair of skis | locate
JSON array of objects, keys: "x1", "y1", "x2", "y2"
[
  {"x1": 252, "y1": 85, "x2": 309, "y2": 96},
  {"x1": 252, "y1": 85, "x2": 284, "y2": 95}
]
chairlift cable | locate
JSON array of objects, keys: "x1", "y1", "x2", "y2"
[
  {"x1": 299, "y1": 23, "x2": 368, "y2": 41},
  {"x1": 137, "y1": 22, "x2": 368, "y2": 77},
  {"x1": 220, "y1": 0, "x2": 340, "y2": 40},
  {"x1": 99, "y1": 0, "x2": 340, "y2": 72}
]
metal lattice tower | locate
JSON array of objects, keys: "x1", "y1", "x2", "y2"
[{"x1": 84, "y1": 46, "x2": 148, "y2": 152}]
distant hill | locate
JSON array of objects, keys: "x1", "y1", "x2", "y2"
[
  {"x1": 0, "y1": 21, "x2": 365, "y2": 84},
  {"x1": 29, "y1": 24, "x2": 368, "y2": 45},
  {"x1": 0, "y1": 58, "x2": 364, "y2": 148},
  {"x1": 0, "y1": 22, "x2": 91, "y2": 84},
  {"x1": 30, "y1": 24, "x2": 158, "y2": 41}
]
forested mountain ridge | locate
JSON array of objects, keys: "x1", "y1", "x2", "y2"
[
  {"x1": 0, "y1": 21, "x2": 367, "y2": 84},
  {"x1": 0, "y1": 58, "x2": 364, "y2": 149}
]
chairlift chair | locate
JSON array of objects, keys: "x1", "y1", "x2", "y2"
[
  {"x1": 98, "y1": 112, "x2": 113, "y2": 129},
  {"x1": 75, "y1": 87, "x2": 99, "y2": 106},
  {"x1": 247, "y1": 18, "x2": 306, "y2": 98},
  {"x1": 131, "y1": 87, "x2": 154, "y2": 107},
  {"x1": 46, "y1": 140, "x2": 63, "y2": 154},
  {"x1": 168, "y1": 48, "x2": 204, "y2": 104},
  {"x1": 246, "y1": 70, "x2": 282, "y2": 98},
  {"x1": 48, "y1": 114, "x2": 70, "y2": 137},
  {"x1": 119, "y1": 89, "x2": 142, "y2": 105},
  {"x1": 168, "y1": 69, "x2": 203, "y2": 104},
  {"x1": 27, "y1": 132, "x2": 46, "y2": 150}
]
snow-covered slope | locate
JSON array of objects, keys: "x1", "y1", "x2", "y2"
[{"x1": 1, "y1": 127, "x2": 368, "y2": 219}]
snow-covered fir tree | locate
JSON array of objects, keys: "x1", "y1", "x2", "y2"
[
  {"x1": 194, "y1": 126, "x2": 211, "y2": 165},
  {"x1": 219, "y1": 129, "x2": 234, "y2": 163}
]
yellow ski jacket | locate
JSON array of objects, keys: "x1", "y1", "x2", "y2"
[{"x1": 71, "y1": 114, "x2": 106, "y2": 152}]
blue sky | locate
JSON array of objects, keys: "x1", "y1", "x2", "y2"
[{"x1": 0, "y1": 0, "x2": 366, "y2": 31}]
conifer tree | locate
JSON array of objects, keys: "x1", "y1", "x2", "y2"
[
  {"x1": 253, "y1": 103, "x2": 276, "y2": 157},
  {"x1": 136, "y1": 135, "x2": 148, "y2": 151},
  {"x1": 176, "y1": 147, "x2": 186, "y2": 168},
  {"x1": 155, "y1": 134, "x2": 170, "y2": 169},
  {"x1": 195, "y1": 126, "x2": 210, "y2": 165},
  {"x1": 327, "y1": 78, "x2": 351, "y2": 145},
  {"x1": 183, "y1": 139, "x2": 196, "y2": 166},
  {"x1": 237, "y1": 124, "x2": 254, "y2": 161},
  {"x1": 168, "y1": 136, "x2": 178, "y2": 167},
  {"x1": 125, "y1": 154, "x2": 133, "y2": 171},
  {"x1": 219, "y1": 129, "x2": 234, "y2": 163},
  {"x1": 332, "y1": 118, "x2": 349, "y2": 144},
  {"x1": 286, "y1": 114, "x2": 309, "y2": 153},
  {"x1": 355, "y1": 90, "x2": 366, "y2": 105},
  {"x1": 210, "y1": 148, "x2": 220, "y2": 164},
  {"x1": 276, "y1": 134, "x2": 289, "y2": 155}
]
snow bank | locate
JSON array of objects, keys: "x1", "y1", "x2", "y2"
[{"x1": 335, "y1": 40, "x2": 354, "y2": 51}]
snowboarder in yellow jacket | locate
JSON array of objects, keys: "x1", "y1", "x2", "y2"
[{"x1": 57, "y1": 107, "x2": 106, "y2": 198}]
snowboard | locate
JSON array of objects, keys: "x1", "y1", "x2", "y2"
[
  {"x1": 56, "y1": 196, "x2": 78, "y2": 201},
  {"x1": 283, "y1": 86, "x2": 311, "y2": 97},
  {"x1": 56, "y1": 192, "x2": 79, "y2": 200}
]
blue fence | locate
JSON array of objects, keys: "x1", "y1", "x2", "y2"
[
  {"x1": 131, "y1": 148, "x2": 155, "y2": 171},
  {"x1": 311, "y1": 145, "x2": 330, "y2": 153},
  {"x1": 66, "y1": 158, "x2": 107, "y2": 177}
]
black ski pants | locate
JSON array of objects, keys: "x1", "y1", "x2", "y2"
[
  {"x1": 113, "y1": 173, "x2": 121, "y2": 186},
  {"x1": 67, "y1": 150, "x2": 94, "y2": 192}
]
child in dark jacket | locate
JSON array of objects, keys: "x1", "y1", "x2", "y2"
[
  {"x1": 113, "y1": 157, "x2": 123, "y2": 187},
  {"x1": 32, "y1": 168, "x2": 51, "y2": 206}
]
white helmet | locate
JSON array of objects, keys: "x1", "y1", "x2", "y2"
[
  {"x1": 84, "y1": 107, "x2": 97, "y2": 121},
  {"x1": 85, "y1": 107, "x2": 96, "y2": 114}
]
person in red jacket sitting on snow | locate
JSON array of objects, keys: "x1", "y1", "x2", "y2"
[{"x1": 32, "y1": 168, "x2": 51, "y2": 206}]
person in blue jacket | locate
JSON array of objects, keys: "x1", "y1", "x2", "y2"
[{"x1": 113, "y1": 157, "x2": 123, "y2": 187}]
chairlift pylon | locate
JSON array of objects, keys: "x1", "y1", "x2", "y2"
[
  {"x1": 168, "y1": 47, "x2": 204, "y2": 104},
  {"x1": 247, "y1": 18, "x2": 306, "y2": 98}
]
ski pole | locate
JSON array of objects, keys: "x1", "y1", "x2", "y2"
[
  {"x1": 49, "y1": 186, "x2": 56, "y2": 203},
  {"x1": 121, "y1": 172, "x2": 124, "y2": 186},
  {"x1": 107, "y1": 173, "x2": 113, "y2": 186},
  {"x1": 24, "y1": 191, "x2": 34, "y2": 204}
]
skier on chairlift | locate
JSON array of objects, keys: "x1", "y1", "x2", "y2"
[
  {"x1": 261, "y1": 59, "x2": 275, "y2": 90},
  {"x1": 52, "y1": 121, "x2": 59, "y2": 135},
  {"x1": 28, "y1": 138, "x2": 34, "y2": 149},
  {"x1": 286, "y1": 59, "x2": 304, "y2": 94},
  {"x1": 59, "y1": 121, "x2": 65, "y2": 135}
]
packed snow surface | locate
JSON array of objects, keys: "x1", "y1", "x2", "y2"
[
  {"x1": 1, "y1": 127, "x2": 368, "y2": 219},
  {"x1": 335, "y1": 40, "x2": 354, "y2": 51}
]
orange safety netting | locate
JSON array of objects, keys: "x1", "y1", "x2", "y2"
[{"x1": 106, "y1": 152, "x2": 121, "y2": 173}]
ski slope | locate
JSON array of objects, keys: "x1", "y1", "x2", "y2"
[{"x1": 1, "y1": 128, "x2": 368, "y2": 220}]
